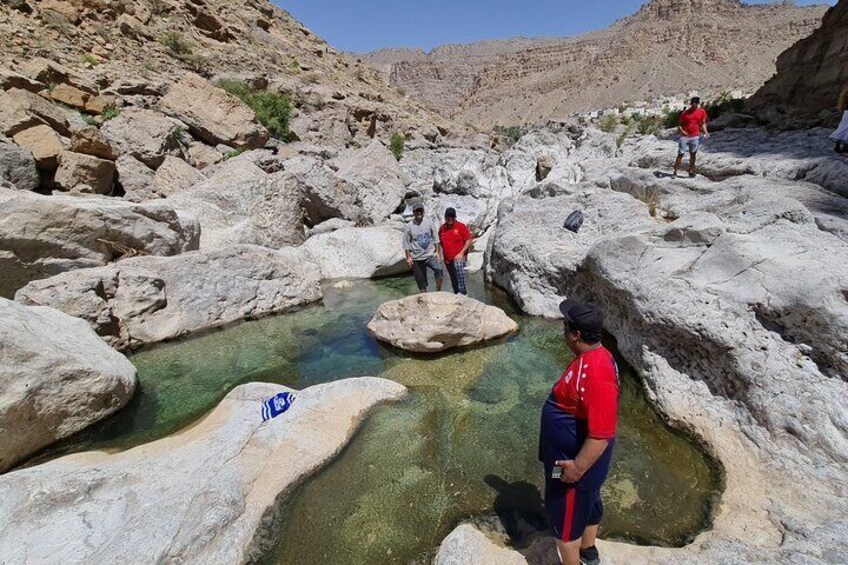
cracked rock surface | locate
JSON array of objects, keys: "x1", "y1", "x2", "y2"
[
  {"x1": 0, "y1": 378, "x2": 407, "y2": 564},
  {"x1": 15, "y1": 245, "x2": 322, "y2": 351}
]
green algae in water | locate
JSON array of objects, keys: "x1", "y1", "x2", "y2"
[
  {"x1": 31, "y1": 274, "x2": 719, "y2": 561},
  {"x1": 272, "y1": 318, "x2": 718, "y2": 564}
]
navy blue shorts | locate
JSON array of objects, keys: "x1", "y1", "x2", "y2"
[
  {"x1": 545, "y1": 482, "x2": 604, "y2": 541},
  {"x1": 539, "y1": 395, "x2": 614, "y2": 541}
]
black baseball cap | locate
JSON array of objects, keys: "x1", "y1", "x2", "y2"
[
  {"x1": 559, "y1": 299, "x2": 603, "y2": 334},
  {"x1": 444, "y1": 207, "x2": 457, "y2": 218}
]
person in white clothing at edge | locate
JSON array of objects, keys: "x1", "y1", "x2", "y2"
[{"x1": 830, "y1": 85, "x2": 848, "y2": 155}]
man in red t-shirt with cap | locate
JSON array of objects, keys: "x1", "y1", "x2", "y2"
[
  {"x1": 438, "y1": 207, "x2": 473, "y2": 295},
  {"x1": 673, "y1": 96, "x2": 709, "y2": 178},
  {"x1": 539, "y1": 299, "x2": 619, "y2": 565}
]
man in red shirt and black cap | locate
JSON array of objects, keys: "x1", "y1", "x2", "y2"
[
  {"x1": 673, "y1": 96, "x2": 709, "y2": 178},
  {"x1": 539, "y1": 299, "x2": 619, "y2": 565},
  {"x1": 438, "y1": 207, "x2": 473, "y2": 295}
]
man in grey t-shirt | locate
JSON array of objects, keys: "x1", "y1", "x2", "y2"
[{"x1": 403, "y1": 202, "x2": 443, "y2": 293}]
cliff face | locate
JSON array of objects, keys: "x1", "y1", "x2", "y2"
[
  {"x1": 750, "y1": 0, "x2": 848, "y2": 117},
  {"x1": 363, "y1": 0, "x2": 828, "y2": 128}
]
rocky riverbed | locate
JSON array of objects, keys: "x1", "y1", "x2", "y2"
[{"x1": 3, "y1": 120, "x2": 846, "y2": 565}]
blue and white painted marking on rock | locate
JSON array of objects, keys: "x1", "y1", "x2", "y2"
[{"x1": 261, "y1": 392, "x2": 296, "y2": 421}]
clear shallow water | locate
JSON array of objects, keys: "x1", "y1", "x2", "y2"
[{"x1": 34, "y1": 274, "x2": 720, "y2": 563}]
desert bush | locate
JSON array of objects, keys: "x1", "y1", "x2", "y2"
[
  {"x1": 160, "y1": 32, "x2": 194, "y2": 55},
  {"x1": 663, "y1": 108, "x2": 683, "y2": 129},
  {"x1": 597, "y1": 113, "x2": 618, "y2": 133},
  {"x1": 389, "y1": 132, "x2": 405, "y2": 161},
  {"x1": 250, "y1": 90, "x2": 292, "y2": 139},
  {"x1": 634, "y1": 113, "x2": 663, "y2": 135},
  {"x1": 638, "y1": 187, "x2": 661, "y2": 217},
  {"x1": 216, "y1": 79, "x2": 292, "y2": 140},
  {"x1": 225, "y1": 147, "x2": 247, "y2": 160},
  {"x1": 704, "y1": 92, "x2": 746, "y2": 119},
  {"x1": 493, "y1": 125, "x2": 522, "y2": 145},
  {"x1": 101, "y1": 106, "x2": 121, "y2": 121},
  {"x1": 215, "y1": 78, "x2": 253, "y2": 99}
]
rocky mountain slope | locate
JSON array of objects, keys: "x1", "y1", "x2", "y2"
[
  {"x1": 749, "y1": 0, "x2": 848, "y2": 121},
  {"x1": 365, "y1": 38, "x2": 560, "y2": 110},
  {"x1": 363, "y1": 0, "x2": 829, "y2": 128},
  {"x1": 0, "y1": 0, "x2": 451, "y2": 146}
]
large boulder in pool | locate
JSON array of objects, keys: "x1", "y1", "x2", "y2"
[
  {"x1": 298, "y1": 225, "x2": 409, "y2": 279},
  {"x1": 0, "y1": 378, "x2": 406, "y2": 562},
  {"x1": 0, "y1": 298, "x2": 136, "y2": 473},
  {"x1": 367, "y1": 293, "x2": 518, "y2": 353},
  {"x1": 15, "y1": 245, "x2": 322, "y2": 351},
  {"x1": 0, "y1": 188, "x2": 200, "y2": 299}
]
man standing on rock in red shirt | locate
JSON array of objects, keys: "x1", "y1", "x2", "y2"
[
  {"x1": 673, "y1": 96, "x2": 709, "y2": 178},
  {"x1": 438, "y1": 207, "x2": 473, "y2": 295},
  {"x1": 539, "y1": 300, "x2": 619, "y2": 565}
]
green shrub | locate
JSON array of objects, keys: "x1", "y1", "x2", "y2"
[
  {"x1": 160, "y1": 32, "x2": 193, "y2": 55},
  {"x1": 663, "y1": 108, "x2": 683, "y2": 129},
  {"x1": 215, "y1": 78, "x2": 253, "y2": 99},
  {"x1": 101, "y1": 106, "x2": 121, "y2": 121},
  {"x1": 225, "y1": 147, "x2": 247, "y2": 160},
  {"x1": 216, "y1": 79, "x2": 292, "y2": 140},
  {"x1": 493, "y1": 125, "x2": 522, "y2": 145},
  {"x1": 597, "y1": 113, "x2": 618, "y2": 133},
  {"x1": 389, "y1": 132, "x2": 405, "y2": 161},
  {"x1": 81, "y1": 54, "x2": 99, "y2": 66},
  {"x1": 249, "y1": 90, "x2": 292, "y2": 139},
  {"x1": 704, "y1": 92, "x2": 746, "y2": 119},
  {"x1": 634, "y1": 113, "x2": 664, "y2": 135}
]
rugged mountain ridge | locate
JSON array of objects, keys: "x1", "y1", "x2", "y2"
[
  {"x1": 365, "y1": 38, "x2": 560, "y2": 110},
  {"x1": 749, "y1": 0, "x2": 848, "y2": 120},
  {"x1": 364, "y1": 0, "x2": 829, "y2": 128},
  {"x1": 0, "y1": 0, "x2": 451, "y2": 144}
]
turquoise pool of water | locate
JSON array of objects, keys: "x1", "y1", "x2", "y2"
[{"x1": 35, "y1": 274, "x2": 720, "y2": 564}]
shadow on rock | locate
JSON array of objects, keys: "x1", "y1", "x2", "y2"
[{"x1": 483, "y1": 474, "x2": 548, "y2": 547}]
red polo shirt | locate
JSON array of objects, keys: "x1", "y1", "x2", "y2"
[
  {"x1": 551, "y1": 346, "x2": 620, "y2": 439},
  {"x1": 679, "y1": 107, "x2": 707, "y2": 137},
  {"x1": 438, "y1": 221, "x2": 472, "y2": 262}
]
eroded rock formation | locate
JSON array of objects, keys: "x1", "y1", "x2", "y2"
[
  {"x1": 15, "y1": 245, "x2": 322, "y2": 351},
  {"x1": 0, "y1": 299, "x2": 136, "y2": 472},
  {"x1": 750, "y1": 0, "x2": 848, "y2": 120},
  {"x1": 368, "y1": 293, "x2": 519, "y2": 352},
  {"x1": 0, "y1": 378, "x2": 407, "y2": 562}
]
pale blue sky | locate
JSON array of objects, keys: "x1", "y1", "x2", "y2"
[{"x1": 277, "y1": 0, "x2": 835, "y2": 53}]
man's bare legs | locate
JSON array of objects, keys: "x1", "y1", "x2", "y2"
[
  {"x1": 673, "y1": 153, "x2": 684, "y2": 177},
  {"x1": 673, "y1": 152, "x2": 697, "y2": 177},
  {"x1": 581, "y1": 524, "x2": 599, "y2": 550},
  {"x1": 555, "y1": 538, "x2": 581, "y2": 565},
  {"x1": 436, "y1": 277, "x2": 443, "y2": 291},
  {"x1": 555, "y1": 526, "x2": 600, "y2": 565}
]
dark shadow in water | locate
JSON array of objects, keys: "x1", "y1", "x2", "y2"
[{"x1": 484, "y1": 474, "x2": 548, "y2": 549}]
